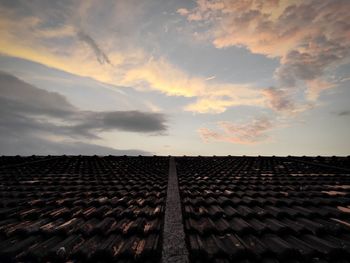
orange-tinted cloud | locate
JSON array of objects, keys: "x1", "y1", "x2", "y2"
[
  {"x1": 179, "y1": 0, "x2": 350, "y2": 102},
  {"x1": 305, "y1": 79, "x2": 335, "y2": 101},
  {"x1": 0, "y1": 5, "x2": 265, "y2": 114},
  {"x1": 123, "y1": 59, "x2": 265, "y2": 113},
  {"x1": 4, "y1": 0, "x2": 343, "y2": 117},
  {"x1": 262, "y1": 87, "x2": 294, "y2": 112},
  {"x1": 199, "y1": 117, "x2": 274, "y2": 144}
]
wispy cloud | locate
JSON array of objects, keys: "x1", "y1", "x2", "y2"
[
  {"x1": 198, "y1": 117, "x2": 274, "y2": 144},
  {"x1": 122, "y1": 58, "x2": 265, "y2": 113},
  {"x1": 77, "y1": 30, "x2": 112, "y2": 65},
  {"x1": 205, "y1": 75, "x2": 216, "y2": 81},
  {"x1": 0, "y1": 1, "x2": 265, "y2": 114}
]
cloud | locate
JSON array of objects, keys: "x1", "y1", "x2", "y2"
[
  {"x1": 179, "y1": 0, "x2": 350, "y2": 102},
  {"x1": 205, "y1": 75, "x2": 216, "y2": 81},
  {"x1": 262, "y1": 87, "x2": 295, "y2": 112},
  {"x1": 0, "y1": 71, "x2": 75, "y2": 116},
  {"x1": 0, "y1": 71, "x2": 167, "y2": 154},
  {"x1": 0, "y1": 1, "x2": 266, "y2": 114},
  {"x1": 3, "y1": 0, "x2": 344, "y2": 117},
  {"x1": 0, "y1": 136, "x2": 150, "y2": 156},
  {"x1": 0, "y1": 6, "x2": 129, "y2": 85},
  {"x1": 198, "y1": 117, "x2": 274, "y2": 144},
  {"x1": 305, "y1": 79, "x2": 335, "y2": 101},
  {"x1": 0, "y1": 71, "x2": 167, "y2": 134},
  {"x1": 185, "y1": 93, "x2": 264, "y2": 114},
  {"x1": 123, "y1": 58, "x2": 265, "y2": 113},
  {"x1": 77, "y1": 30, "x2": 112, "y2": 65},
  {"x1": 337, "y1": 110, "x2": 350, "y2": 117},
  {"x1": 72, "y1": 111, "x2": 167, "y2": 135},
  {"x1": 177, "y1": 8, "x2": 190, "y2": 16},
  {"x1": 261, "y1": 87, "x2": 315, "y2": 115}
]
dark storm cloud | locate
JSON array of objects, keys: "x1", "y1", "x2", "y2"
[
  {"x1": 77, "y1": 30, "x2": 112, "y2": 65},
  {"x1": 0, "y1": 71, "x2": 167, "y2": 154}
]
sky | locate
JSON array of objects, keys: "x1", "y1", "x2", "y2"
[{"x1": 0, "y1": 0, "x2": 349, "y2": 156}]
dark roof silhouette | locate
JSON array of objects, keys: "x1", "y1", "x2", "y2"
[{"x1": 0, "y1": 155, "x2": 349, "y2": 262}]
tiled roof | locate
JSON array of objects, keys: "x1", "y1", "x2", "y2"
[
  {"x1": 176, "y1": 156, "x2": 350, "y2": 262},
  {"x1": 0, "y1": 156, "x2": 49, "y2": 167},
  {"x1": 0, "y1": 156, "x2": 168, "y2": 262},
  {"x1": 0, "y1": 155, "x2": 350, "y2": 262},
  {"x1": 290, "y1": 156, "x2": 350, "y2": 170}
]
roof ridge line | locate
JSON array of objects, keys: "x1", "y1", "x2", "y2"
[{"x1": 161, "y1": 157, "x2": 189, "y2": 263}]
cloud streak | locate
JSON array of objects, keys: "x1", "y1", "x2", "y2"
[{"x1": 77, "y1": 30, "x2": 112, "y2": 65}]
